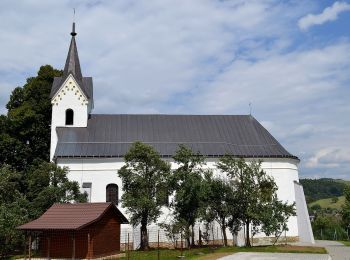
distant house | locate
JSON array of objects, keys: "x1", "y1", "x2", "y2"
[{"x1": 18, "y1": 203, "x2": 128, "y2": 259}]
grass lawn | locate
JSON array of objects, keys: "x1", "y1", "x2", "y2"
[
  {"x1": 339, "y1": 240, "x2": 350, "y2": 246},
  {"x1": 309, "y1": 196, "x2": 345, "y2": 209},
  {"x1": 120, "y1": 245, "x2": 327, "y2": 259}
]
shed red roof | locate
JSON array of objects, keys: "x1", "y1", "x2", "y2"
[{"x1": 18, "y1": 203, "x2": 128, "y2": 230}]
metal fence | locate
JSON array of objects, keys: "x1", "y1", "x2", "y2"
[{"x1": 313, "y1": 227, "x2": 349, "y2": 241}]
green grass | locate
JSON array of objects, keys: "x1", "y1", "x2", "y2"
[
  {"x1": 335, "y1": 179, "x2": 350, "y2": 186},
  {"x1": 309, "y1": 196, "x2": 345, "y2": 209},
  {"x1": 339, "y1": 241, "x2": 350, "y2": 246},
  {"x1": 119, "y1": 245, "x2": 327, "y2": 259}
]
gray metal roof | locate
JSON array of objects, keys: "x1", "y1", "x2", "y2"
[{"x1": 54, "y1": 114, "x2": 298, "y2": 160}]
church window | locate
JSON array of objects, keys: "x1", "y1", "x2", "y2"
[
  {"x1": 82, "y1": 182, "x2": 92, "y2": 202},
  {"x1": 65, "y1": 109, "x2": 74, "y2": 125},
  {"x1": 106, "y1": 184, "x2": 118, "y2": 204}
]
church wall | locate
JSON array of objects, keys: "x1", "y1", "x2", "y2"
[{"x1": 57, "y1": 157, "x2": 300, "y2": 246}]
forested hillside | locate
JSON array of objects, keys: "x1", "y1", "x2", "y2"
[{"x1": 300, "y1": 178, "x2": 346, "y2": 203}]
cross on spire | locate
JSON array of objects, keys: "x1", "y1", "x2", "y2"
[{"x1": 71, "y1": 22, "x2": 77, "y2": 37}]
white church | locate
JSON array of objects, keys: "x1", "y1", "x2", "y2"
[{"x1": 50, "y1": 24, "x2": 314, "y2": 247}]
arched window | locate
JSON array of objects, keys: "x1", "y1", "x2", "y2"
[
  {"x1": 106, "y1": 184, "x2": 118, "y2": 204},
  {"x1": 65, "y1": 109, "x2": 74, "y2": 125}
]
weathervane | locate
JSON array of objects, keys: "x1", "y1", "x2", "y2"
[{"x1": 249, "y1": 102, "x2": 252, "y2": 115}]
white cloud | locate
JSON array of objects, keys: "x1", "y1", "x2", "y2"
[
  {"x1": 191, "y1": 42, "x2": 350, "y2": 115},
  {"x1": 306, "y1": 148, "x2": 350, "y2": 168},
  {"x1": 298, "y1": 1, "x2": 350, "y2": 31},
  {"x1": 0, "y1": 1, "x2": 349, "y2": 179}
]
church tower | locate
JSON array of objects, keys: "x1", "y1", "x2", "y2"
[{"x1": 50, "y1": 23, "x2": 94, "y2": 161}]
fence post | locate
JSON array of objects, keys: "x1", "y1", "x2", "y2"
[
  {"x1": 124, "y1": 231, "x2": 127, "y2": 252},
  {"x1": 127, "y1": 233, "x2": 130, "y2": 260},
  {"x1": 217, "y1": 227, "x2": 219, "y2": 245},
  {"x1": 212, "y1": 225, "x2": 214, "y2": 246},
  {"x1": 180, "y1": 232, "x2": 183, "y2": 257},
  {"x1": 28, "y1": 233, "x2": 32, "y2": 260},
  {"x1": 285, "y1": 230, "x2": 287, "y2": 245},
  {"x1": 158, "y1": 229, "x2": 160, "y2": 260}
]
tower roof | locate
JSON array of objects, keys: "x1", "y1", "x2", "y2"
[
  {"x1": 50, "y1": 23, "x2": 93, "y2": 101},
  {"x1": 62, "y1": 22, "x2": 82, "y2": 81}
]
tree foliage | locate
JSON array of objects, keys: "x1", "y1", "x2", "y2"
[
  {"x1": 1, "y1": 65, "x2": 62, "y2": 170},
  {"x1": 342, "y1": 185, "x2": 350, "y2": 227},
  {"x1": 170, "y1": 145, "x2": 207, "y2": 247},
  {"x1": 261, "y1": 195, "x2": 296, "y2": 245},
  {"x1": 202, "y1": 173, "x2": 236, "y2": 246},
  {"x1": 26, "y1": 161, "x2": 87, "y2": 218},
  {"x1": 0, "y1": 162, "x2": 86, "y2": 256},
  {"x1": 217, "y1": 156, "x2": 295, "y2": 247},
  {"x1": 0, "y1": 65, "x2": 89, "y2": 256},
  {"x1": 118, "y1": 142, "x2": 171, "y2": 250}
]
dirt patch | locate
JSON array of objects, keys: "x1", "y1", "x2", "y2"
[{"x1": 276, "y1": 245, "x2": 326, "y2": 253}]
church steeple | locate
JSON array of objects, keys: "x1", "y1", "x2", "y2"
[
  {"x1": 50, "y1": 22, "x2": 94, "y2": 161},
  {"x1": 63, "y1": 22, "x2": 82, "y2": 82}
]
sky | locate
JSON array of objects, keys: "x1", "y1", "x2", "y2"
[{"x1": 0, "y1": 0, "x2": 349, "y2": 179}]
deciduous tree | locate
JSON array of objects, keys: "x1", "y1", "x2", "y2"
[
  {"x1": 0, "y1": 165, "x2": 29, "y2": 257},
  {"x1": 118, "y1": 142, "x2": 171, "y2": 250},
  {"x1": 1, "y1": 65, "x2": 62, "y2": 170},
  {"x1": 26, "y1": 161, "x2": 86, "y2": 218},
  {"x1": 261, "y1": 195, "x2": 296, "y2": 245},
  {"x1": 217, "y1": 156, "x2": 277, "y2": 247},
  {"x1": 171, "y1": 145, "x2": 207, "y2": 247},
  {"x1": 202, "y1": 172, "x2": 236, "y2": 246}
]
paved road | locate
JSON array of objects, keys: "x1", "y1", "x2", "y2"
[
  {"x1": 218, "y1": 252, "x2": 330, "y2": 260},
  {"x1": 218, "y1": 240, "x2": 350, "y2": 260},
  {"x1": 315, "y1": 240, "x2": 350, "y2": 260}
]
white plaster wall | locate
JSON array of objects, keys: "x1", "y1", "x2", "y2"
[
  {"x1": 294, "y1": 182, "x2": 315, "y2": 243},
  {"x1": 57, "y1": 157, "x2": 301, "y2": 246},
  {"x1": 50, "y1": 75, "x2": 91, "y2": 160}
]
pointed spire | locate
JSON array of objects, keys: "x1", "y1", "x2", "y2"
[{"x1": 63, "y1": 22, "x2": 82, "y2": 81}]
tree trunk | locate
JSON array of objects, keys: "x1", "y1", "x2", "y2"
[
  {"x1": 186, "y1": 225, "x2": 191, "y2": 248},
  {"x1": 191, "y1": 225, "x2": 195, "y2": 247},
  {"x1": 245, "y1": 221, "x2": 251, "y2": 247},
  {"x1": 140, "y1": 223, "x2": 149, "y2": 250},
  {"x1": 221, "y1": 221, "x2": 228, "y2": 246}
]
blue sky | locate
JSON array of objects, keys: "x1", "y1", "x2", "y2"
[{"x1": 0, "y1": 0, "x2": 349, "y2": 179}]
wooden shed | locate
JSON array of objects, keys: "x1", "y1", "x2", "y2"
[{"x1": 18, "y1": 202, "x2": 128, "y2": 259}]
